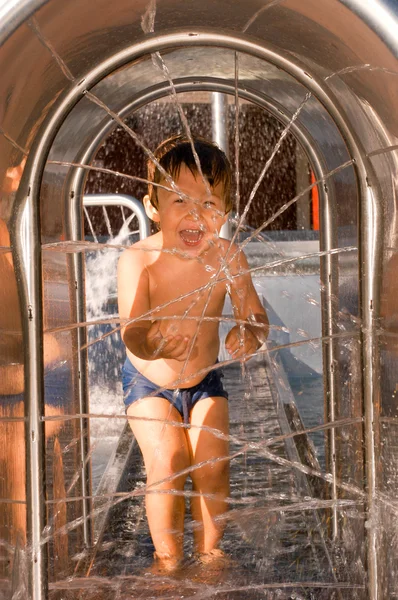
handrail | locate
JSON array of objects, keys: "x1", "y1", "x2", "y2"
[{"x1": 83, "y1": 193, "x2": 151, "y2": 240}]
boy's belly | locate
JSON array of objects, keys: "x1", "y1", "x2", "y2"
[{"x1": 126, "y1": 335, "x2": 221, "y2": 389}]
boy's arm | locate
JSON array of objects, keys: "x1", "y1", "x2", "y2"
[
  {"x1": 225, "y1": 247, "x2": 269, "y2": 359},
  {"x1": 117, "y1": 248, "x2": 153, "y2": 359},
  {"x1": 117, "y1": 248, "x2": 190, "y2": 361}
]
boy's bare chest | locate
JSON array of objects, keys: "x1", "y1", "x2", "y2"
[{"x1": 147, "y1": 259, "x2": 227, "y2": 316}]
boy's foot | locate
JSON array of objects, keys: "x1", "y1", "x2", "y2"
[
  {"x1": 187, "y1": 549, "x2": 233, "y2": 584},
  {"x1": 196, "y1": 548, "x2": 231, "y2": 566},
  {"x1": 148, "y1": 552, "x2": 181, "y2": 576}
]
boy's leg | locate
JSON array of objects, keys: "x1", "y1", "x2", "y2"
[
  {"x1": 127, "y1": 397, "x2": 190, "y2": 563},
  {"x1": 187, "y1": 397, "x2": 229, "y2": 554}
]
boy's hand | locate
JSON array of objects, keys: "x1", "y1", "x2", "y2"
[
  {"x1": 146, "y1": 321, "x2": 191, "y2": 361},
  {"x1": 225, "y1": 324, "x2": 261, "y2": 360}
]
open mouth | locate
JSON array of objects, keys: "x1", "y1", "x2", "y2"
[{"x1": 179, "y1": 229, "x2": 205, "y2": 246}]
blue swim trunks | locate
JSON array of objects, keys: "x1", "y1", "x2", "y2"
[{"x1": 122, "y1": 357, "x2": 228, "y2": 424}]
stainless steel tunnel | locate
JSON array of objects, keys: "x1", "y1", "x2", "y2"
[{"x1": 0, "y1": 1, "x2": 397, "y2": 599}]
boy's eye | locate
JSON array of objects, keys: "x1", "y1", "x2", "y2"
[
  {"x1": 203, "y1": 201, "x2": 216, "y2": 209},
  {"x1": 174, "y1": 198, "x2": 184, "y2": 203}
]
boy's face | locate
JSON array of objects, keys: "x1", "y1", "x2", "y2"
[{"x1": 145, "y1": 164, "x2": 228, "y2": 256}]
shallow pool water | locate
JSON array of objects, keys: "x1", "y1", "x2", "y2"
[{"x1": 290, "y1": 376, "x2": 325, "y2": 471}]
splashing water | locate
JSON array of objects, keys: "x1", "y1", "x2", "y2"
[
  {"x1": 85, "y1": 213, "x2": 134, "y2": 321},
  {"x1": 4, "y1": 8, "x2": 397, "y2": 599}
]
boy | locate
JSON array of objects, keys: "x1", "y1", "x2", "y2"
[{"x1": 117, "y1": 135, "x2": 269, "y2": 572}]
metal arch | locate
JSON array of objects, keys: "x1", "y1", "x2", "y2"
[
  {"x1": 1, "y1": 0, "x2": 397, "y2": 58},
  {"x1": 9, "y1": 28, "x2": 383, "y2": 198},
  {"x1": 66, "y1": 78, "x2": 338, "y2": 539},
  {"x1": 66, "y1": 81, "x2": 335, "y2": 550},
  {"x1": 66, "y1": 75, "x2": 344, "y2": 204},
  {"x1": 10, "y1": 29, "x2": 383, "y2": 600}
]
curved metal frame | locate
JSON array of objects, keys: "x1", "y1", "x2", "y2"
[
  {"x1": 66, "y1": 76, "x2": 339, "y2": 564},
  {"x1": 67, "y1": 75, "x2": 335, "y2": 195},
  {"x1": 66, "y1": 78, "x2": 349, "y2": 547},
  {"x1": 83, "y1": 193, "x2": 151, "y2": 239},
  {"x1": 10, "y1": 29, "x2": 383, "y2": 600}
]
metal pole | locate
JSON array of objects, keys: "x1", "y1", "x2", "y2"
[
  {"x1": 11, "y1": 179, "x2": 47, "y2": 600},
  {"x1": 360, "y1": 181, "x2": 383, "y2": 600},
  {"x1": 66, "y1": 188, "x2": 93, "y2": 550},
  {"x1": 295, "y1": 147, "x2": 311, "y2": 230},
  {"x1": 65, "y1": 192, "x2": 149, "y2": 548},
  {"x1": 318, "y1": 174, "x2": 340, "y2": 540},
  {"x1": 211, "y1": 92, "x2": 232, "y2": 239}
]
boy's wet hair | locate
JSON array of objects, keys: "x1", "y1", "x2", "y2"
[{"x1": 148, "y1": 134, "x2": 232, "y2": 213}]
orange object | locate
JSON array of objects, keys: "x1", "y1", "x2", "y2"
[{"x1": 311, "y1": 171, "x2": 319, "y2": 230}]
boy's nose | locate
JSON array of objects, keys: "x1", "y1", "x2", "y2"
[{"x1": 187, "y1": 206, "x2": 202, "y2": 221}]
